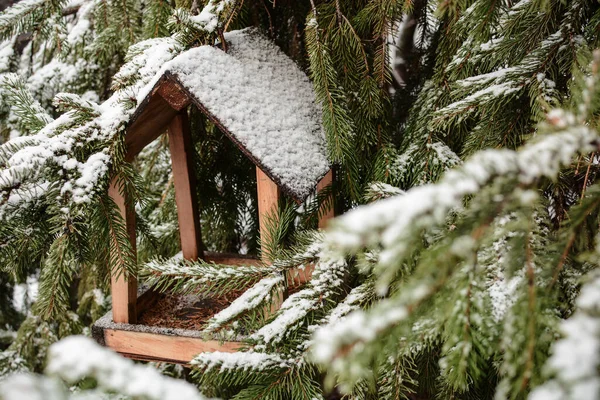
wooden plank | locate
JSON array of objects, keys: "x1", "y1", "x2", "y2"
[
  {"x1": 108, "y1": 177, "x2": 138, "y2": 324},
  {"x1": 256, "y1": 167, "x2": 281, "y2": 263},
  {"x1": 125, "y1": 95, "x2": 179, "y2": 161},
  {"x1": 317, "y1": 169, "x2": 334, "y2": 229},
  {"x1": 168, "y1": 112, "x2": 203, "y2": 261},
  {"x1": 156, "y1": 80, "x2": 190, "y2": 111},
  {"x1": 104, "y1": 329, "x2": 242, "y2": 364}
]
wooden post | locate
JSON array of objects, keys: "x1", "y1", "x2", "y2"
[
  {"x1": 317, "y1": 169, "x2": 335, "y2": 229},
  {"x1": 168, "y1": 111, "x2": 203, "y2": 261},
  {"x1": 256, "y1": 167, "x2": 281, "y2": 263},
  {"x1": 285, "y1": 169, "x2": 334, "y2": 287},
  {"x1": 109, "y1": 177, "x2": 138, "y2": 324}
]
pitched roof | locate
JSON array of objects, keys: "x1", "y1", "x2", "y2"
[{"x1": 135, "y1": 28, "x2": 331, "y2": 202}]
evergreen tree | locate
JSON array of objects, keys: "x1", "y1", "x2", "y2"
[{"x1": 0, "y1": 0, "x2": 599, "y2": 399}]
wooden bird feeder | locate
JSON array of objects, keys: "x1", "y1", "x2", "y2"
[{"x1": 92, "y1": 29, "x2": 334, "y2": 364}]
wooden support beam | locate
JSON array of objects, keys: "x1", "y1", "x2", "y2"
[
  {"x1": 168, "y1": 112, "x2": 203, "y2": 261},
  {"x1": 256, "y1": 167, "x2": 281, "y2": 263},
  {"x1": 108, "y1": 177, "x2": 138, "y2": 324},
  {"x1": 317, "y1": 169, "x2": 334, "y2": 229},
  {"x1": 125, "y1": 95, "x2": 179, "y2": 161}
]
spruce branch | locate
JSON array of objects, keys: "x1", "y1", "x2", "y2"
[
  {"x1": 94, "y1": 193, "x2": 137, "y2": 281},
  {"x1": 258, "y1": 200, "x2": 296, "y2": 263},
  {"x1": 305, "y1": 12, "x2": 361, "y2": 200},
  {"x1": 313, "y1": 58, "x2": 600, "y2": 390},
  {"x1": 202, "y1": 273, "x2": 284, "y2": 334},
  {"x1": 251, "y1": 246, "x2": 348, "y2": 347},
  {"x1": 530, "y1": 270, "x2": 600, "y2": 400},
  {"x1": 141, "y1": 255, "x2": 275, "y2": 297},
  {"x1": 0, "y1": 0, "x2": 66, "y2": 41},
  {"x1": 32, "y1": 232, "x2": 77, "y2": 320},
  {"x1": 0, "y1": 73, "x2": 53, "y2": 134}
]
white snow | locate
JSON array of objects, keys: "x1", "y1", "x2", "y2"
[
  {"x1": 157, "y1": 28, "x2": 330, "y2": 200},
  {"x1": 487, "y1": 269, "x2": 521, "y2": 322},
  {"x1": 0, "y1": 374, "x2": 67, "y2": 400},
  {"x1": 313, "y1": 116, "x2": 596, "y2": 365},
  {"x1": 92, "y1": 288, "x2": 105, "y2": 306},
  {"x1": 250, "y1": 244, "x2": 347, "y2": 344},
  {"x1": 191, "y1": 0, "x2": 233, "y2": 33},
  {"x1": 252, "y1": 293, "x2": 315, "y2": 344},
  {"x1": 189, "y1": 0, "x2": 237, "y2": 33},
  {"x1": 365, "y1": 182, "x2": 405, "y2": 201},
  {"x1": 26, "y1": 59, "x2": 84, "y2": 106},
  {"x1": 315, "y1": 283, "x2": 371, "y2": 326},
  {"x1": 192, "y1": 350, "x2": 292, "y2": 372},
  {"x1": 0, "y1": 37, "x2": 182, "y2": 214},
  {"x1": 46, "y1": 336, "x2": 207, "y2": 400},
  {"x1": 71, "y1": 150, "x2": 110, "y2": 203},
  {"x1": 0, "y1": 40, "x2": 14, "y2": 73},
  {"x1": 66, "y1": 0, "x2": 94, "y2": 46},
  {"x1": 203, "y1": 274, "x2": 284, "y2": 333},
  {"x1": 428, "y1": 142, "x2": 461, "y2": 167},
  {"x1": 457, "y1": 68, "x2": 518, "y2": 88},
  {"x1": 323, "y1": 124, "x2": 596, "y2": 275},
  {"x1": 479, "y1": 38, "x2": 503, "y2": 52},
  {"x1": 478, "y1": 224, "x2": 523, "y2": 322},
  {"x1": 12, "y1": 276, "x2": 39, "y2": 314},
  {"x1": 436, "y1": 82, "x2": 521, "y2": 118},
  {"x1": 529, "y1": 273, "x2": 600, "y2": 400}
]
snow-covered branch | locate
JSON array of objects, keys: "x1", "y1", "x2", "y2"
[
  {"x1": 529, "y1": 272, "x2": 600, "y2": 400},
  {"x1": 47, "y1": 336, "x2": 207, "y2": 400},
  {"x1": 0, "y1": 336, "x2": 208, "y2": 400},
  {"x1": 314, "y1": 110, "x2": 598, "y2": 371},
  {"x1": 324, "y1": 122, "x2": 597, "y2": 283}
]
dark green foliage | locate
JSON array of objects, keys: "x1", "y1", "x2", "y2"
[
  {"x1": 0, "y1": 0, "x2": 66, "y2": 41},
  {"x1": 0, "y1": 0, "x2": 600, "y2": 399}
]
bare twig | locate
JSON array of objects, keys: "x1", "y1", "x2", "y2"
[
  {"x1": 218, "y1": 28, "x2": 228, "y2": 52},
  {"x1": 190, "y1": 0, "x2": 199, "y2": 15},
  {"x1": 581, "y1": 152, "x2": 595, "y2": 199},
  {"x1": 159, "y1": 175, "x2": 174, "y2": 206},
  {"x1": 335, "y1": 0, "x2": 342, "y2": 25}
]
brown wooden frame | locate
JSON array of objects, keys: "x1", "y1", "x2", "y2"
[
  {"x1": 100, "y1": 77, "x2": 335, "y2": 363},
  {"x1": 104, "y1": 329, "x2": 243, "y2": 364}
]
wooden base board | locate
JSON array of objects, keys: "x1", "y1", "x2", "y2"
[
  {"x1": 95, "y1": 252, "x2": 316, "y2": 364},
  {"x1": 104, "y1": 329, "x2": 242, "y2": 364}
]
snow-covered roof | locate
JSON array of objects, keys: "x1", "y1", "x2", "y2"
[{"x1": 134, "y1": 28, "x2": 331, "y2": 202}]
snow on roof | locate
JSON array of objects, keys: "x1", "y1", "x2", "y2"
[{"x1": 137, "y1": 28, "x2": 331, "y2": 202}]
